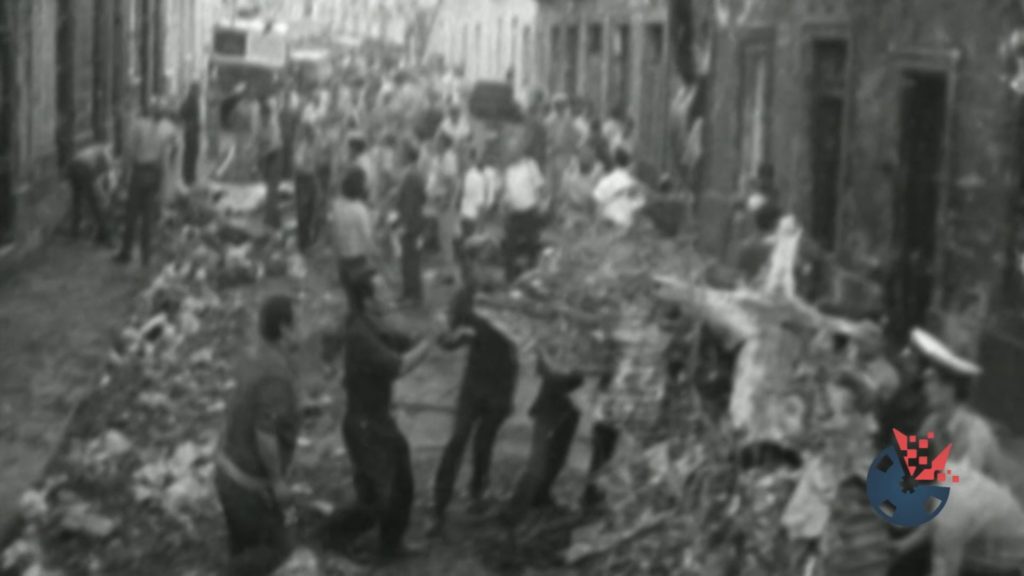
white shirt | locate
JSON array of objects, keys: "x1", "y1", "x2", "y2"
[
  {"x1": 328, "y1": 197, "x2": 375, "y2": 259},
  {"x1": 593, "y1": 168, "x2": 644, "y2": 227},
  {"x1": 461, "y1": 166, "x2": 496, "y2": 221},
  {"x1": 503, "y1": 159, "x2": 545, "y2": 213},
  {"x1": 440, "y1": 116, "x2": 471, "y2": 144},
  {"x1": 931, "y1": 461, "x2": 1024, "y2": 575}
]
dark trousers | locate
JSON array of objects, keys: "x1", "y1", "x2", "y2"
[
  {"x1": 400, "y1": 232, "x2": 423, "y2": 303},
  {"x1": 433, "y1": 391, "x2": 510, "y2": 518},
  {"x1": 214, "y1": 468, "x2": 291, "y2": 576},
  {"x1": 504, "y1": 209, "x2": 543, "y2": 282},
  {"x1": 339, "y1": 255, "x2": 371, "y2": 306},
  {"x1": 261, "y1": 150, "x2": 283, "y2": 227},
  {"x1": 183, "y1": 130, "x2": 200, "y2": 185},
  {"x1": 582, "y1": 422, "x2": 620, "y2": 507},
  {"x1": 505, "y1": 405, "x2": 580, "y2": 523},
  {"x1": 317, "y1": 162, "x2": 332, "y2": 194},
  {"x1": 119, "y1": 163, "x2": 162, "y2": 264},
  {"x1": 67, "y1": 162, "x2": 109, "y2": 242},
  {"x1": 295, "y1": 172, "x2": 319, "y2": 251},
  {"x1": 327, "y1": 414, "x2": 414, "y2": 554}
]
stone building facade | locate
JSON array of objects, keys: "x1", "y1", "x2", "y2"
[
  {"x1": 697, "y1": 0, "x2": 1024, "y2": 429},
  {"x1": 0, "y1": 0, "x2": 211, "y2": 262},
  {"x1": 428, "y1": 0, "x2": 541, "y2": 102},
  {"x1": 536, "y1": 0, "x2": 677, "y2": 176}
]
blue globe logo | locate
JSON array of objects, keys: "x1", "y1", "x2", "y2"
[{"x1": 866, "y1": 444, "x2": 951, "y2": 527}]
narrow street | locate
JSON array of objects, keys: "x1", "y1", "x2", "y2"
[
  {"x1": 6, "y1": 0, "x2": 1024, "y2": 575},
  {"x1": 0, "y1": 239, "x2": 150, "y2": 543},
  {"x1": 0, "y1": 199, "x2": 596, "y2": 575}
]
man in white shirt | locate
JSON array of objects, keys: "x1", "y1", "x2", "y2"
[
  {"x1": 116, "y1": 97, "x2": 174, "y2": 266},
  {"x1": 592, "y1": 148, "x2": 645, "y2": 228},
  {"x1": 460, "y1": 149, "x2": 495, "y2": 239},
  {"x1": 328, "y1": 169, "x2": 377, "y2": 299},
  {"x1": 501, "y1": 141, "x2": 547, "y2": 281}
]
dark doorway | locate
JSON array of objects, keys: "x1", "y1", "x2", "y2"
[
  {"x1": 808, "y1": 39, "x2": 848, "y2": 252},
  {"x1": 610, "y1": 24, "x2": 632, "y2": 114},
  {"x1": 57, "y1": 0, "x2": 75, "y2": 167},
  {"x1": 892, "y1": 71, "x2": 948, "y2": 337},
  {"x1": 550, "y1": 26, "x2": 562, "y2": 92},
  {"x1": 0, "y1": 2, "x2": 14, "y2": 245},
  {"x1": 565, "y1": 24, "x2": 579, "y2": 97}
]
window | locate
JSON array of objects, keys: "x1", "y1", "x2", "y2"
[
  {"x1": 588, "y1": 23, "x2": 603, "y2": 56},
  {"x1": 646, "y1": 24, "x2": 665, "y2": 64},
  {"x1": 304, "y1": 0, "x2": 314, "y2": 18},
  {"x1": 566, "y1": 25, "x2": 580, "y2": 94},
  {"x1": 497, "y1": 17, "x2": 504, "y2": 77},
  {"x1": 738, "y1": 35, "x2": 774, "y2": 187},
  {"x1": 551, "y1": 26, "x2": 562, "y2": 89},
  {"x1": 511, "y1": 17, "x2": 519, "y2": 79},
  {"x1": 808, "y1": 38, "x2": 849, "y2": 251},
  {"x1": 523, "y1": 25, "x2": 532, "y2": 85},
  {"x1": 475, "y1": 23, "x2": 483, "y2": 77}
]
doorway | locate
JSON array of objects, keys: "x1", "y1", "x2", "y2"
[
  {"x1": 610, "y1": 23, "x2": 626, "y2": 114},
  {"x1": 808, "y1": 39, "x2": 848, "y2": 252},
  {"x1": 0, "y1": 1, "x2": 13, "y2": 245},
  {"x1": 892, "y1": 71, "x2": 948, "y2": 337}
]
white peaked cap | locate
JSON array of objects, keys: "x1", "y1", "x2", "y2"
[{"x1": 910, "y1": 328, "x2": 982, "y2": 379}]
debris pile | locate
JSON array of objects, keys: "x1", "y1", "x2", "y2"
[
  {"x1": 1, "y1": 187, "x2": 298, "y2": 576},
  {"x1": 471, "y1": 211, "x2": 892, "y2": 574}
]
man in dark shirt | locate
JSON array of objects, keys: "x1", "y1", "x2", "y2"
[
  {"x1": 215, "y1": 296, "x2": 301, "y2": 576},
  {"x1": 325, "y1": 267, "x2": 436, "y2": 560},
  {"x1": 429, "y1": 247, "x2": 519, "y2": 534},
  {"x1": 395, "y1": 141, "x2": 427, "y2": 305},
  {"x1": 502, "y1": 351, "x2": 584, "y2": 524},
  {"x1": 66, "y1": 142, "x2": 114, "y2": 246}
]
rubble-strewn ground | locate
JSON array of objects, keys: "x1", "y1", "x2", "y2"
[
  {"x1": 0, "y1": 238, "x2": 152, "y2": 545},
  {"x1": 0, "y1": 194, "x2": 600, "y2": 576}
]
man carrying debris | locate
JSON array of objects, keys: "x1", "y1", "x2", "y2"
[
  {"x1": 324, "y1": 267, "x2": 436, "y2": 561},
  {"x1": 502, "y1": 351, "x2": 585, "y2": 524},
  {"x1": 65, "y1": 141, "x2": 115, "y2": 247},
  {"x1": 215, "y1": 296, "x2": 302, "y2": 576},
  {"x1": 501, "y1": 135, "x2": 548, "y2": 282},
  {"x1": 430, "y1": 243, "x2": 519, "y2": 535},
  {"x1": 115, "y1": 97, "x2": 173, "y2": 266}
]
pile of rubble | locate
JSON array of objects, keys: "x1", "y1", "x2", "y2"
[
  {"x1": 472, "y1": 213, "x2": 894, "y2": 575},
  {"x1": 0, "y1": 184, "x2": 325, "y2": 576}
]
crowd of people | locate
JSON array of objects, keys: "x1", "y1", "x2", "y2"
[
  {"x1": 200, "y1": 61, "x2": 689, "y2": 575},
  {"x1": 60, "y1": 58, "x2": 1024, "y2": 576}
]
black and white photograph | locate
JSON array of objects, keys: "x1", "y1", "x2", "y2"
[{"x1": 2, "y1": 0, "x2": 1024, "y2": 574}]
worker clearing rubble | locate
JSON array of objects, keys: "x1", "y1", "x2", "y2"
[
  {"x1": 501, "y1": 352, "x2": 585, "y2": 525},
  {"x1": 215, "y1": 296, "x2": 302, "y2": 576},
  {"x1": 323, "y1": 267, "x2": 437, "y2": 562},
  {"x1": 891, "y1": 328, "x2": 1024, "y2": 576},
  {"x1": 429, "y1": 242, "x2": 520, "y2": 536}
]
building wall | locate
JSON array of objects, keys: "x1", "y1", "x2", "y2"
[
  {"x1": 536, "y1": 0, "x2": 676, "y2": 177},
  {"x1": 427, "y1": 0, "x2": 539, "y2": 100},
  {"x1": 700, "y1": 0, "x2": 1024, "y2": 353},
  {"x1": 1, "y1": 0, "x2": 201, "y2": 262}
]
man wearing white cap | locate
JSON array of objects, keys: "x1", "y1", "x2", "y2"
[
  {"x1": 911, "y1": 328, "x2": 1002, "y2": 478},
  {"x1": 887, "y1": 329, "x2": 1024, "y2": 576}
]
